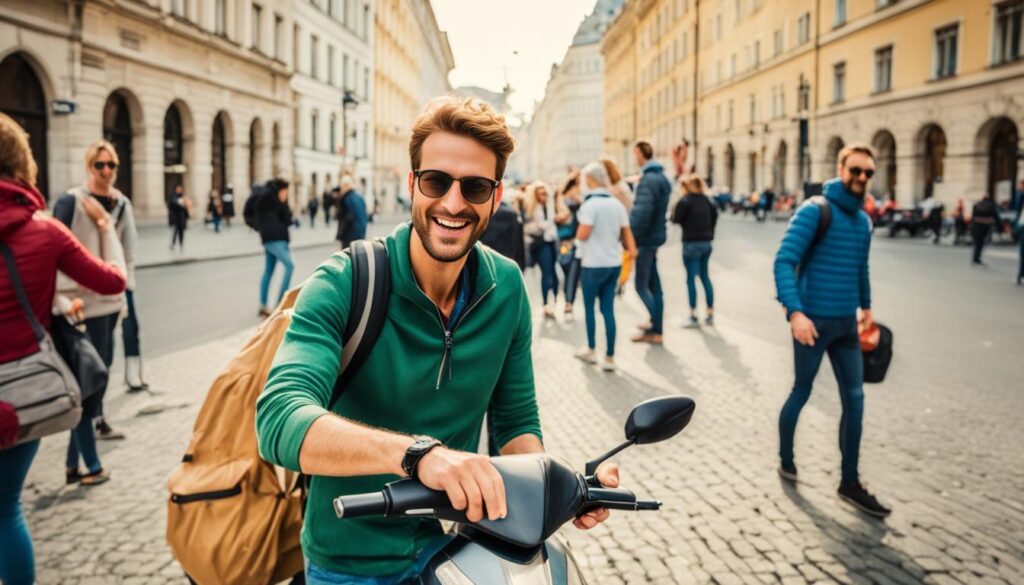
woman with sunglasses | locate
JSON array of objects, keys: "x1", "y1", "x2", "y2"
[
  {"x1": 1, "y1": 114, "x2": 126, "y2": 585},
  {"x1": 52, "y1": 140, "x2": 139, "y2": 455}
]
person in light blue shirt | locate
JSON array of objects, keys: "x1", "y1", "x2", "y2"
[{"x1": 573, "y1": 162, "x2": 638, "y2": 372}]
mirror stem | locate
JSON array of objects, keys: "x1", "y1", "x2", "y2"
[{"x1": 585, "y1": 438, "x2": 636, "y2": 477}]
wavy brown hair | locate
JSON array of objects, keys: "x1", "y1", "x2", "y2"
[
  {"x1": 0, "y1": 113, "x2": 38, "y2": 186},
  {"x1": 409, "y1": 96, "x2": 515, "y2": 181}
]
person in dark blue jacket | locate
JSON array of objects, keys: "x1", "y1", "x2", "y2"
[
  {"x1": 773, "y1": 143, "x2": 891, "y2": 518},
  {"x1": 629, "y1": 141, "x2": 671, "y2": 344},
  {"x1": 335, "y1": 175, "x2": 368, "y2": 249}
]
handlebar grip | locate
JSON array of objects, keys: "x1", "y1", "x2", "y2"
[
  {"x1": 333, "y1": 492, "x2": 388, "y2": 519},
  {"x1": 586, "y1": 487, "x2": 637, "y2": 505}
]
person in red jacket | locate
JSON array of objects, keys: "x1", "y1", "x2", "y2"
[{"x1": 0, "y1": 112, "x2": 126, "y2": 585}]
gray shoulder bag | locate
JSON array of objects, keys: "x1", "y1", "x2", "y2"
[{"x1": 0, "y1": 242, "x2": 82, "y2": 448}]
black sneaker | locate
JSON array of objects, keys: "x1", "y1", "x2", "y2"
[
  {"x1": 778, "y1": 462, "x2": 798, "y2": 482},
  {"x1": 838, "y1": 481, "x2": 891, "y2": 517},
  {"x1": 95, "y1": 420, "x2": 125, "y2": 441}
]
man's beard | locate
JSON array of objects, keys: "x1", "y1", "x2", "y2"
[
  {"x1": 412, "y1": 200, "x2": 490, "y2": 263},
  {"x1": 843, "y1": 178, "x2": 866, "y2": 198}
]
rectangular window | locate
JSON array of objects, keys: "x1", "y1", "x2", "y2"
[
  {"x1": 833, "y1": 61, "x2": 846, "y2": 103},
  {"x1": 774, "y1": 29, "x2": 783, "y2": 56},
  {"x1": 730, "y1": 53, "x2": 737, "y2": 78},
  {"x1": 251, "y1": 4, "x2": 262, "y2": 51},
  {"x1": 274, "y1": 15, "x2": 283, "y2": 59},
  {"x1": 727, "y1": 100, "x2": 734, "y2": 129},
  {"x1": 327, "y1": 46, "x2": 336, "y2": 85},
  {"x1": 311, "y1": 111, "x2": 319, "y2": 150},
  {"x1": 754, "y1": 40, "x2": 761, "y2": 66},
  {"x1": 877, "y1": 0, "x2": 896, "y2": 7},
  {"x1": 343, "y1": 54, "x2": 350, "y2": 90},
  {"x1": 798, "y1": 13, "x2": 810, "y2": 44},
  {"x1": 994, "y1": 1, "x2": 1023, "y2": 65},
  {"x1": 310, "y1": 35, "x2": 319, "y2": 79},
  {"x1": 293, "y1": 25, "x2": 301, "y2": 70},
  {"x1": 874, "y1": 46, "x2": 893, "y2": 92},
  {"x1": 749, "y1": 94, "x2": 757, "y2": 124},
  {"x1": 330, "y1": 115, "x2": 337, "y2": 153},
  {"x1": 935, "y1": 24, "x2": 958, "y2": 78},
  {"x1": 215, "y1": 0, "x2": 227, "y2": 35},
  {"x1": 835, "y1": 0, "x2": 847, "y2": 26},
  {"x1": 171, "y1": 0, "x2": 186, "y2": 18},
  {"x1": 364, "y1": 66, "x2": 369, "y2": 98}
]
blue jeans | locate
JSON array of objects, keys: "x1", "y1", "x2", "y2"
[
  {"x1": 778, "y1": 315, "x2": 864, "y2": 484},
  {"x1": 536, "y1": 242, "x2": 559, "y2": 305},
  {"x1": 558, "y1": 244, "x2": 581, "y2": 305},
  {"x1": 682, "y1": 241, "x2": 714, "y2": 310},
  {"x1": 260, "y1": 240, "x2": 295, "y2": 308},
  {"x1": 634, "y1": 246, "x2": 663, "y2": 333},
  {"x1": 305, "y1": 535, "x2": 452, "y2": 584},
  {"x1": 581, "y1": 267, "x2": 620, "y2": 357},
  {"x1": 67, "y1": 311, "x2": 117, "y2": 468},
  {"x1": 0, "y1": 439, "x2": 40, "y2": 585}
]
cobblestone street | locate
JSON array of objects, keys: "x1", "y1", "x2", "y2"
[{"x1": 19, "y1": 218, "x2": 1024, "y2": 584}]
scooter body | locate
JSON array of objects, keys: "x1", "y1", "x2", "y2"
[{"x1": 332, "y1": 396, "x2": 696, "y2": 585}]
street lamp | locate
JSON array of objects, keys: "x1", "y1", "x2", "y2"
[{"x1": 341, "y1": 89, "x2": 358, "y2": 172}]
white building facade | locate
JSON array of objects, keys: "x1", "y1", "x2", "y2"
[
  {"x1": 1, "y1": 0, "x2": 295, "y2": 218},
  {"x1": 291, "y1": 0, "x2": 375, "y2": 209}
]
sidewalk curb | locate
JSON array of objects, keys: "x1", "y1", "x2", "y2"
[{"x1": 136, "y1": 239, "x2": 338, "y2": 270}]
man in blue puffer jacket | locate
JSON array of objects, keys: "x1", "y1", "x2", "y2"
[
  {"x1": 773, "y1": 143, "x2": 891, "y2": 518},
  {"x1": 630, "y1": 141, "x2": 672, "y2": 344}
]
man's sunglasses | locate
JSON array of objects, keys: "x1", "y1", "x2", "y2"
[
  {"x1": 847, "y1": 166, "x2": 874, "y2": 179},
  {"x1": 414, "y1": 169, "x2": 499, "y2": 205},
  {"x1": 92, "y1": 161, "x2": 118, "y2": 171}
]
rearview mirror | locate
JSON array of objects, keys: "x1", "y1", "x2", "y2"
[{"x1": 625, "y1": 396, "x2": 696, "y2": 445}]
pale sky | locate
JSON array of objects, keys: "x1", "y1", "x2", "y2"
[{"x1": 431, "y1": 0, "x2": 599, "y2": 124}]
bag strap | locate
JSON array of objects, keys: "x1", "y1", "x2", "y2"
[
  {"x1": 329, "y1": 237, "x2": 390, "y2": 410},
  {"x1": 799, "y1": 196, "x2": 832, "y2": 272},
  {"x1": 0, "y1": 242, "x2": 47, "y2": 343}
]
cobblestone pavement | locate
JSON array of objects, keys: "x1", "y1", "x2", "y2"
[{"x1": 20, "y1": 219, "x2": 1024, "y2": 584}]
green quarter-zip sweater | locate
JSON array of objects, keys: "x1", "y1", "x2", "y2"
[{"x1": 255, "y1": 222, "x2": 542, "y2": 576}]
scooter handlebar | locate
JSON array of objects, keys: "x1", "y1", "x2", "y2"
[{"x1": 333, "y1": 492, "x2": 388, "y2": 519}]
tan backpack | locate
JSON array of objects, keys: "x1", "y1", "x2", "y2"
[{"x1": 166, "y1": 240, "x2": 390, "y2": 584}]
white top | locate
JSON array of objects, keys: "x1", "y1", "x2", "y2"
[{"x1": 577, "y1": 192, "x2": 629, "y2": 269}]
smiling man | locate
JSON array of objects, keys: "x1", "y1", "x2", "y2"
[{"x1": 256, "y1": 96, "x2": 618, "y2": 584}]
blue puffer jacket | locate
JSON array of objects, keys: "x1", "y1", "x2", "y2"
[
  {"x1": 630, "y1": 161, "x2": 671, "y2": 247},
  {"x1": 774, "y1": 178, "x2": 872, "y2": 319}
]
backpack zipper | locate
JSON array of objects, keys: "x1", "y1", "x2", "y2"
[
  {"x1": 170, "y1": 484, "x2": 242, "y2": 504},
  {"x1": 430, "y1": 283, "x2": 497, "y2": 390}
]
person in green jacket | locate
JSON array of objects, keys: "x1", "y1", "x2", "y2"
[{"x1": 256, "y1": 96, "x2": 619, "y2": 584}]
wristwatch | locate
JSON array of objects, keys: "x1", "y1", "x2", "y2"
[{"x1": 402, "y1": 435, "x2": 442, "y2": 480}]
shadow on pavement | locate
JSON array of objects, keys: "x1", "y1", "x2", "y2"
[
  {"x1": 696, "y1": 327, "x2": 756, "y2": 386},
  {"x1": 779, "y1": 478, "x2": 930, "y2": 582}
]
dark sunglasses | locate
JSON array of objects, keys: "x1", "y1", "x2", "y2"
[
  {"x1": 847, "y1": 166, "x2": 874, "y2": 179},
  {"x1": 414, "y1": 169, "x2": 499, "y2": 205},
  {"x1": 92, "y1": 161, "x2": 118, "y2": 171}
]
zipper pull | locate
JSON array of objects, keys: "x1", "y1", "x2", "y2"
[{"x1": 444, "y1": 330, "x2": 453, "y2": 350}]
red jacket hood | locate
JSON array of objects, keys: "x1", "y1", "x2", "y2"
[{"x1": 0, "y1": 179, "x2": 46, "y2": 240}]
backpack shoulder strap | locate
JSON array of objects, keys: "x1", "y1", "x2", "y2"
[
  {"x1": 798, "y1": 196, "x2": 832, "y2": 272},
  {"x1": 328, "y1": 238, "x2": 391, "y2": 410}
]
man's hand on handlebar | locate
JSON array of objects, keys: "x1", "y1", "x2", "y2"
[
  {"x1": 574, "y1": 461, "x2": 619, "y2": 530},
  {"x1": 416, "y1": 447, "x2": 507, "y2": 523}
]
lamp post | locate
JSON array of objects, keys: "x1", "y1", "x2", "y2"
[{"x1": 341, "y1": 89, "x2": 358, "y2": 173}]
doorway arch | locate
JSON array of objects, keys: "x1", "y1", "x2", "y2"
[
  {"x1": 103, "y1": 90, "x2": 143, "y2": 198},
  {"x1": 980, "y1": 117, "x2": 1019, "y2": 203},
  {"x1": 917, "y1": 124, "x2": 946, "y2": 201},
  {"x1": 724, "y1": 143, "x2": 735, "y2": 192},
  {"x1": 871, "y1": 130, "x2": 897, "y2": 200},
  {"x1": 0, "y1": 53, "x2": 49, "y2": 197}
]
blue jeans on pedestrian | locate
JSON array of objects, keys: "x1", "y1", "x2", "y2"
[
  {"x1": 581, "y1": 266, "x2": 621, "y2": 357},
  {"x1": 778, "y1": 315, "x2": 864, "y2": 484},
  {"x1": 535, "y1": 241, "x2": 559, "y2": 305},
  {"x1": 260, "y1": 240, "x2": 295, "y2": 308},
  {"x1": 67, "y1": 311, "x2": 117, "y2": 469},
  {"x1": 305, "y1": 534, "x2": 452, "y2": 585},
  {"x1": 682, "y1": 241, "x2": 714, "y2": 311},
  {"x1": 0, "y1": 439, "x2": 40, "y2": 585},
  {"x1": 558, "y1": 243, "x2": 581, "y2": 305},
  {"x1": 634, "y1": 246, "x2": 664, "y2": 334}
]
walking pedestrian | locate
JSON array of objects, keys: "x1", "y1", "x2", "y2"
[
  {"x1": 523, "y1": 181, "x2": 560, "y2": 318},
  {"x1": 335, "y1": 175, "x2": 368, "y2": 249},
  {"x1": 573, "y1": 162, "x2": 637, "y2": 372},
  {"x1": 557, "y1": 170, "x2": 583, "y2": 320},
  {"x1": 672, "y1": 175, "x2": 718, "y2": 328},
  {"x1": 970, "y1": 193, "x2": 1003, "y2": 265},
  {"x1": 256, "y1": 178, "x2": 294, "y2": 317},
  {"x1": 774, "y1": 143, "x2": 890, "y2": 518},
  {"x1": 207, "y1": 190, "x2": 223, "y2": 233},
  {"x1": 53, "y1": 139, "x2": 140, "y2": 441},
  {"x1": 919, "y1": 195, "x2": 944, "y2": 245},
  {"x1": 321, "y1": 188, "x2": 333, "y2": 227},
  {"x1": 480, "y1": 197, "x2": 526, "y2": 269},
  {"x1": 629, "y1": 140, "x2": 671, "y2": 344},
  {"x1": 167, "y1": 184, "x2": 190, "y2": 250},
  {"x1": 0, "y1": 114, "x2": 127, "y2": 585},
  {"x1": 220, "y1": 184, "x2": 235, "y2": 227},
  {"x1": 307, "y1": 194, "x2": 319, "y2": 228}
]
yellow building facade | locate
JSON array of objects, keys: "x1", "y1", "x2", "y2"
[{"x1": 604, "y1": 0, "x2": 1024, "y2": 206}]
